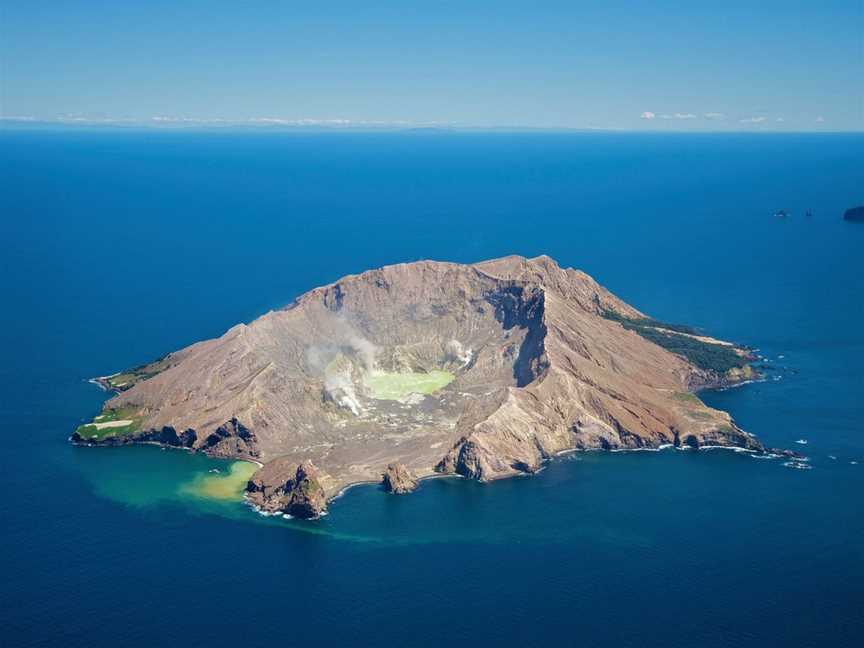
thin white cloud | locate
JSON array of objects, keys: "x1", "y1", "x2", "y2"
[
  {"x1": 703, "y1": 112, "x2": 725, "y2": 120},
  {"x1": 151, "y1": 116, "x2": 227, "y2": 123},
  {"x1": 775, "y1": 117, "x2": 785, "y2": 123},
  {"x1": 660, "y1": 113, "x2": 697, "y2": 120},
  {"x1": 739, "y1": 116, "x2": 767, "y2": 124},
  {"x1": 0, "y1": 115, "x2": 439, "y2": 128},
  {"x1": 640, "y1": 111, "x2": 656, "y2": 120},
  {"x1": 815, "y1": 116, "x2": 825, "y2": 123}
]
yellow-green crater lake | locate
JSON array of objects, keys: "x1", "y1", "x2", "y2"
[{"x1": 363, "y1": 370, "x2": 454, "y2": 400}]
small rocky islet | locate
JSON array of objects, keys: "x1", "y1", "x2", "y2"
[
  {"x1": 771, "y1": 207, "x2": 864, "y2": 221},
  {"x1": 843, "y1": 206, "x2": 864, "y2": 222},
  {"x1": 73, "y1": 255, "x2": 785, "y2": 518}
]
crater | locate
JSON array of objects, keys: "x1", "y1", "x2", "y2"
[{"x1": 301, "y1": 277, "x2": 549, "y2": 458}]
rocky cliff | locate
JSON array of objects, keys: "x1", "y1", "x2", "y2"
[
  {"x1": 382, "y1": 463, "x2": 418, "y2": 494},
  {"x1": 246, "y1": 460, "x2": 327, "y2": 518},
  {"x1": 73, "y1": 255, "x2": 763, "y2": 518}
]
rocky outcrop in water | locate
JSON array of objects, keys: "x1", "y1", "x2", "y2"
[
  {"x1": 843, "y1": 206, "x2": 864, "y2": 222},
  {"x1": 74, "y1": 255, "x2": 766, "y2": 516},
  {"x1": 245, "y1": 460, "x2": 327, "y2": 518},
  {"x1": 382, "y1": 463, "x2": 418, "y2": 494}
]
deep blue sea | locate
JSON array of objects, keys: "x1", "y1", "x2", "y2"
[{"x1": 1, "y1": 130, "x2": 862, "y2": 647}]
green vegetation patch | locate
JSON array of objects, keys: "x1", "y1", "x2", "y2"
[
  {"x1": 364, "y1": 370, "x2": 455, "y2": 400},
  {"x1": 671, "y1": 391, "x2": 703, "y2": 406},
  {"x1": 669, "y1": 392, "x2": 717, "y2": 421},
  {"x1": 104, "y1": 373, "x2": 139, "y2": 390},
  {"x1": 684, "y1": 409, "x2": 715, "y2": 421},
  {"x1": 602, "y1": 310, "x2": 748, "y2": 374},
  {"x1": 601, "y1": 310, "x2": 698, "y2": 335},
  {"x1": 75, "y1": 406, "x2": 143, "y2": 441},
  {"x1": 103, "y1": 354, "x2": 173, "y2": 391}
]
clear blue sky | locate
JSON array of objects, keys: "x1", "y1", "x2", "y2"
[{"x1": 2, "y1": 1, "x2": 862, "y2": 130}]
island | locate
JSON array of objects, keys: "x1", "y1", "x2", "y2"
[
  {"x1": 72, "y1": 255, "x2": 773, "y2": 518},
  {"x1": 843, "y1": 206, "x2": 864, "y2": 222}
]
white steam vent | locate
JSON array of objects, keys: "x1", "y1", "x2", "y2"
[{"x1": 445, "y1": 339, "x2": 473, "y2": 368}]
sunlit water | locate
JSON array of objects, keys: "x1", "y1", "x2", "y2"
[{"x1": 1, "y1": 130, "x2": 861, "y2": 647}]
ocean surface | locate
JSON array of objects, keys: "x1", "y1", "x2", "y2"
[{"x1": 1, "y1": 130, "x2": 862, "y2": 647}]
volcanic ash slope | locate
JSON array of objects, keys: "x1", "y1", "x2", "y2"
[{"x1": 73, "y1": 255, "x2": 762, "y2": 517}]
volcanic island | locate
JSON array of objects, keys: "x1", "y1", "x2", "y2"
[{"x1": 72, "y1": 255, "x2": 775, "y2": 518}]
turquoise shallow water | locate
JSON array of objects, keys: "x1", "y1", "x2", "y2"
[{"x1": 1, "y1": 131, "x2": 862, "y2": 646}]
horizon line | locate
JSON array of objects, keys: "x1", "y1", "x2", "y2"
[{"x1": 1, "y1": 116, "x2": 860, "y2": 135}]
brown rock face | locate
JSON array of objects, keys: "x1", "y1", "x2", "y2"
[
  {"x1": 78, "y1": 255, "x2": 764, "y2": 512},
  {"x1": 246, "y1": 460, "x2": 327, "y2": 518},
  {"x1": 382, "y1": 463, "x2": 418, "y2": 494}
]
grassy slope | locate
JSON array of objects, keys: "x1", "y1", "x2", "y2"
[
  {"x1": 74, "y1": 406, "x2": 143, "y2": 441},
  {"x1": 601, "y1": 311, "x2": 749, "y2": 374},
  {"x1": 102, "y1": 354, "x2": 174, "y2": 391}
]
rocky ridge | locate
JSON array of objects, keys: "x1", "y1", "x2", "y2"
[{"x1": 246, "y1": 460, "x2": 328, "y2": 518}]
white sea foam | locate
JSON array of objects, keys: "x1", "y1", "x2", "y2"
[
  {"x1": 329, "y1": 479, "x2": 380, "y2": 503},
  {"x1": 699, "y1": 445, "x2": 756, "y2": 453},
  {"x1": 88, "y1": 377, "x2": 109, "y2": 391},
  {"x1": 715, "y1": 378, "x2": 762, "y2": 391},
  {"x1": 245, "y1": 500, "x2": 276, "y2": 517},
  {"x1": 611, "y1": 446, "x2": 665, "y2": 453}
]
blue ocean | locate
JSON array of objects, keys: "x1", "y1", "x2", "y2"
[{"x1": 1, "y1": 130, "x2": 862, "y2": 647}]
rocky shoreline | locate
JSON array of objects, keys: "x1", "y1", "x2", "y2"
[{"x1": 70, "y1": 413, "x2": 803, "y2": 521}]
